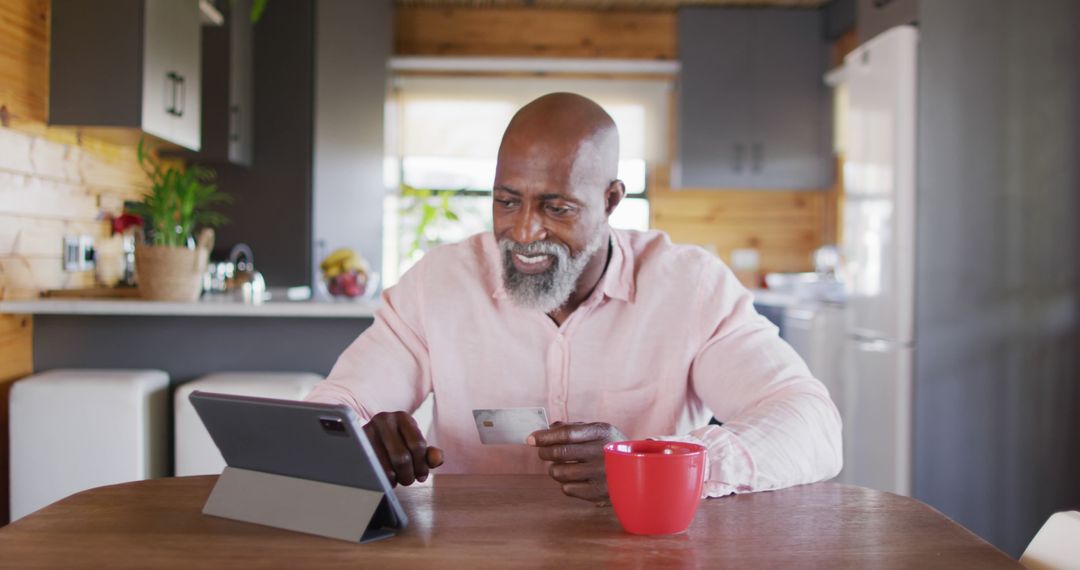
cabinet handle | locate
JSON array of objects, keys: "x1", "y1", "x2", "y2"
[
  {"x1": 734, "y1": 143, "x2": 746, "y2": 173},
  {"x1": 229, "y1": 105, "x2": 240, "y2": 142},
  {"x1": 175, "y1": 74, "x2": 185, "y2": 118},
  {"x1": 165, "y1": 72, "x2": 185, "y2": 117},
  {"x1": 164, "y1": 72, "x2": 178, "y2": 115},
  {"x1": 751, "y1": 143, "x2": 763, "y2": 173}
]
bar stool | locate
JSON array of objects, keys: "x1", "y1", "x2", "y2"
[
  {"x1": 9, "y1": 369, "x2": 169, "y2": 521},
  {"x1": 1021, "y1": 510, "x2": 1080, "y2": 569},
  {"x1": 173, "y1": 372, "x2": 323, "y2": 476}
]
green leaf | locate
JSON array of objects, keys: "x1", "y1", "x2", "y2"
[
  {"x1": 420, "y1": 203, "x2": 437, "y2": 229},
  {"x1": 133, "y1": 144, "x2": 229, "y2": 246},
  {"x1": 250, "y1": 0, "x2": 268, "y2": 23}
]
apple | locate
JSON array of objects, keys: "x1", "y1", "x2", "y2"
[{"x1": 338, "y1": 271, "x2": 358, "y2": 287}]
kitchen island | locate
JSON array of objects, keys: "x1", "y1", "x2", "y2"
[{"x1": 0, "y1": 296, "x2": 378, "y2": 383}]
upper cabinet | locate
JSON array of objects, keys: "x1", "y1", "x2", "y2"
[
  {"x1": 677, "y1": 8, "x2": 830, "y2": 189},
  {"x1": 49, "y1": 0, "x2": 202, "y2": 150},
  {"x1": 189, "y1": 0, "x2": 254, "y2": 165}
]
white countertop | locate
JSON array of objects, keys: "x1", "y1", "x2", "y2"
[
  {"x1": 750, "y1": 289, "x2": 801, "y2": 308},
  {"x1": 0, "y1": 296, "x2": 380, "y2": 318}
]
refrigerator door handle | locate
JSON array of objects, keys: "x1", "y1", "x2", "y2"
[
  {"x1": 854, "y1": 338, "x2": 893, "y2": 352},
  {"x1": 850, "y1": 332, "x2": 912, "y2": 352}
]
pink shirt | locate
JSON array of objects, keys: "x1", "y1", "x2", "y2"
[{"x1": 307, "y1": 229, "x2": 842, "y2": 497}]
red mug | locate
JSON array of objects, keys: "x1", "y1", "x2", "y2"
[{"x1": 603, "y1": 440, "x2": 707, "y2": 535}]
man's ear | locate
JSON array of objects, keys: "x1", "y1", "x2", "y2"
[{"x1": 604, "y1": 180, "x2": 626, "y2": 216}]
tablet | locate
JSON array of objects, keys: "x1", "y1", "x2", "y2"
[{"x1": 189, "y1": 391, "x2": 407, "y2": 539}]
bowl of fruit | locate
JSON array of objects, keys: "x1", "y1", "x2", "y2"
[{"x1": 319, "y1": 248, "x2": 379, "y2": 300}]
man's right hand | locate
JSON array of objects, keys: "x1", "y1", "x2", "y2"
[{"x1": 363, "y1": 411, "x2": 444, "y2": 486}]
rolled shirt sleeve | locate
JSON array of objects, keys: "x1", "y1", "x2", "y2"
[
  {"x1": 655, "y1": 262, "x2": 843, "y2": 498},
  {"x1": 305, "y1": 261, "x2": 433, "y2": 423}
]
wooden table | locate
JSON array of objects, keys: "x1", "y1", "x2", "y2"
[{"x1": 0, "y1": 475, "x2": 1017, "y2": 569}]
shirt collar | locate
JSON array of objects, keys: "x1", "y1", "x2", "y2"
[
  {"x1": 601, "y1": 229, "x2": 635, "y2": 303},
  {"x1": 490, "y1": 229, "x2": 636, "y2": 304}
]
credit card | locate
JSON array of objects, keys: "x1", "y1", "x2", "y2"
[{"x1": 472, "y1": 407, "x2": 550, "y2": 445}]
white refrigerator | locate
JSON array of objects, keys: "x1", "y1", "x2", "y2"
[{"x1": 839, "y1": 26, "x2": 918, "y2": 496}]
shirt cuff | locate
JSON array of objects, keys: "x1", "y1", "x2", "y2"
[{"x1": 650, "y1": 427, "x2": 757, "y2": 498}]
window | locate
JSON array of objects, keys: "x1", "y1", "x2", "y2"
[{"x1": 383, "y1": 76, "x2": 672, "y2": 285}]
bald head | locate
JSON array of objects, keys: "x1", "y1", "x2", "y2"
[{"x1": 497, "y1": 93, "x2": 620, "y2": 192}]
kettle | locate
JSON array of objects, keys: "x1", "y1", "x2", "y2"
[{"x1": 224, "y1": 243, "x2": 266, "y2": 304}]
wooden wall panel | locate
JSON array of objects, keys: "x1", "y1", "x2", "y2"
[
  {"x1": 0, "y1": 0, "x2": 48, "y2": 124},
  {"x1": 395, "y1": 7, "x2": 677, "y2": 59},
  {"x1": 398, "y1": 1, "x2": 828, "y2": 7},
  {"x1": 0, "y1": 313, "x2": 33, "y2": 526},
  {"x1": 649, "y1": 167, "x2": 825, "y2": 274},
  {"x1": 831, "y1": 28, "x2": 858, "y2": 67},
  {"x1": 0, "y1": 0, "x2": 148, "y2": 301}
]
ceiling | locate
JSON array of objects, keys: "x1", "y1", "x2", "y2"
[{"x1": 396, "y1": 0, "x2": 829, "y2": 9}]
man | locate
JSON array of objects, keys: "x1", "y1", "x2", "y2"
[{"x1": 306, "y1": 93, "x2": 842, "y2": 504}]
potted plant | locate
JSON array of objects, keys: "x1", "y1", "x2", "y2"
[{"x1": 130, "y1": 140, "x2": 230, "y2": 301}]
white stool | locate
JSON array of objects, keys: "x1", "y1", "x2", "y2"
[
  {"x1": 9, "y1": 369, "x2": 169, "y2": 521},
  {"x1": 1021, "y1": 510, "x2": 1080, "y2": 570},
  {"x1": 174, "y1": 372, "x2": 323, "y2": 476}
]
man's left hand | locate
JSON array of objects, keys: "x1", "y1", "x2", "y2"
[{"x1": 528, "y1": 421, "x2": 627, "y2": 505}]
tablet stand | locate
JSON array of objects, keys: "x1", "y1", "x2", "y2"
[{"x1": 203, "y1": 466, "x2": 397, "y2": 543}]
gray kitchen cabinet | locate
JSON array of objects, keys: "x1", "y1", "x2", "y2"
[
  {"x1": 50, "y1": 0, "x2": 202, "y2": 151},
  {"x1": 677, "y1": 9, "x2": 755, "y2": 188},
  {"x1": 226, "y1": 0, "x2": 253, "y2": 165},
  {"x1": 188, "y1": 0, "x2": 254, "y2": 165},
  {"x1": 677, "y1": 7, "x2": 829, "y2": 189}
]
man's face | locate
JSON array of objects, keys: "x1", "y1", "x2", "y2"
[{"x1": 492, "y1": 136, "x2": 612, "y2": 313}]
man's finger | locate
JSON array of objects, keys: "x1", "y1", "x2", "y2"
[
  {"x1": 560, "y1": 480, "x2": 609, "y2": 503},
  {"x1": 536, "y1": 442, "x2": 604, "y2": 463},
  {"x1": 364, "y1": 423, "x2": 397, "y2": 486},
  {"x1": 549, "y1": 461, "x2": 601, "y2": 483},
  {"x1": 375, "y1": 416, "x2": 416, "y2": 486},
  {"x1": 396, "y1": 412, "x2": 429, "y2": 482},
  {"x1": 529, "y1": 423, "x2": 611, "y2": 447},
  {"x1": 426, "y1": 446, "x2": 444, "y2": 468}
]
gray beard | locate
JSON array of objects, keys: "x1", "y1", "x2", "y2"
[{"x1": 498, "y1": 230, "x2": 607, "y2": 314}]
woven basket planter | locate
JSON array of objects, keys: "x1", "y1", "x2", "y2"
[{"x1": 135, "y1": 228, "x2": 214, "y2": 302}]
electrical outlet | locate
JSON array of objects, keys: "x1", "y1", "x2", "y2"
[{"x1": 62, "y1": 235, "x2": 95, "y2": 272}]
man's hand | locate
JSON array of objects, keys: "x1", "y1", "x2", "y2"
[
  {"x1": 363, "y1": 411, "x2": 444, "y2": 487},
  {"x1": 528, "y1": 421, "x2": 627, "y2": 505}
]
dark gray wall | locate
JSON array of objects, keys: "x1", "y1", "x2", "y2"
[
  {"x1": 311, "y1": 0, "x2": 391, "y2": 285},
  {"x1": 914, "y1": 0, "x2": 1080, "y2": 556},
  {"x1": 31, "y1": 314, "x2": 372, "y2": 477},
  {"x1": 33, "y1": 316, "x2": 371, "y2": 385},
  {"x1": 206, "y1": 0, "x2": 315, "y2": 287},
  {"x1": 823, "y1": 0, "x2": 855, "y2": 40}
]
